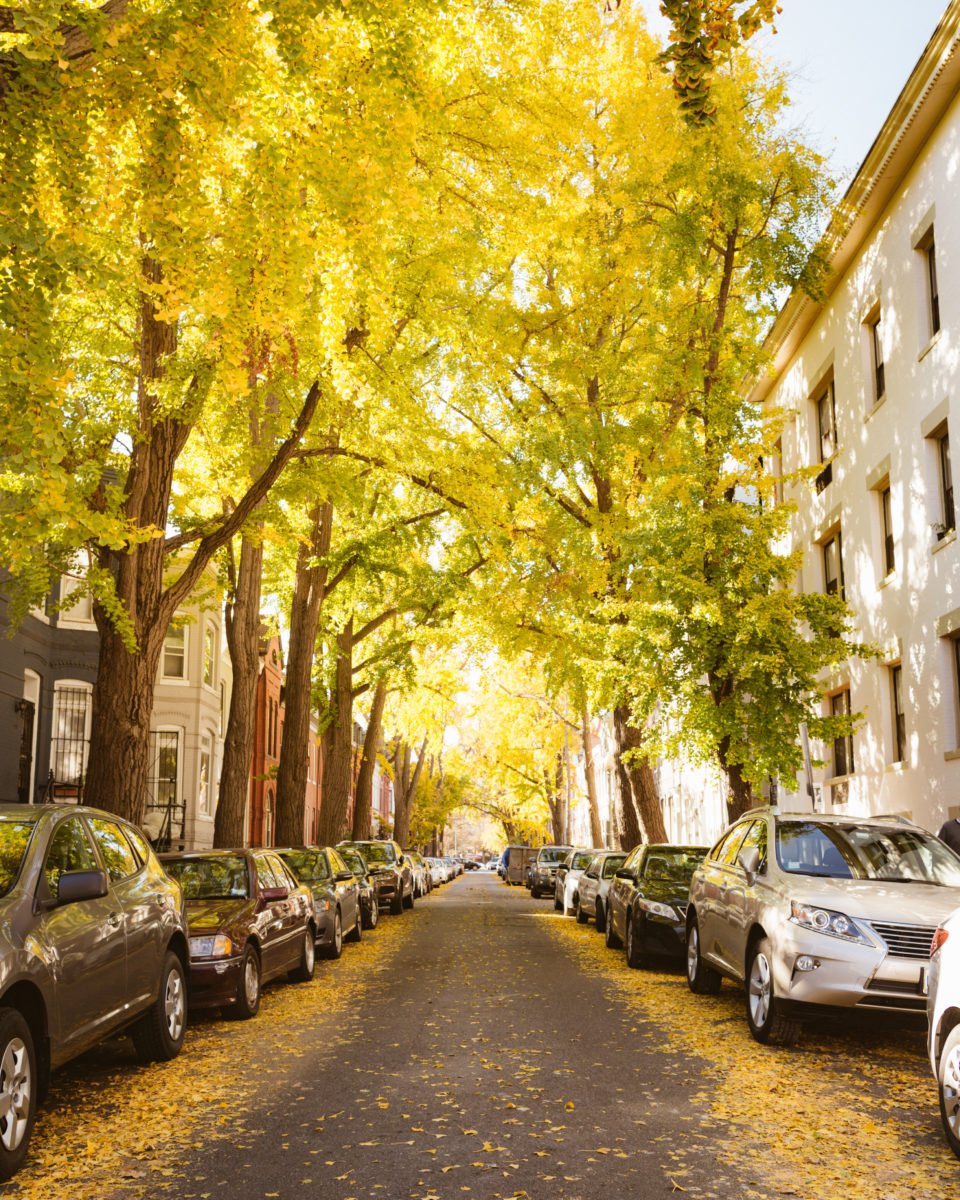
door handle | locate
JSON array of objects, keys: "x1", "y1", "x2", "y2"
[{"x1": 106, "y1": 912, "x2": 122, "y2": 928}]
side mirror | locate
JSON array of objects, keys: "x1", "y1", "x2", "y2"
[
  {"x1": 557, "y1": 863, "x2": 569, "y2": 873},
  {"x1": 397, "y1": 854, "x2": 405, "y2": 866},
  {"x1": 335, "y1": 870, "x2": 354, "y2": 883},
  {"x1": 738, "y1": 845, "x2": 761, "y2": 884},
  {"x1": 260, "y1": 886, "x2": 289, "y2": 902},
  {"x1": 614, "y1": 868, "x2": 634, "y2": 880},
  {"x1": 57, "y1": 869, "x2": 109, "y2": 905}
]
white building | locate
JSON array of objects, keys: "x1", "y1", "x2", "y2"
[{"x1": 754, "y1": 1, "x2": 960, "y2": 833}]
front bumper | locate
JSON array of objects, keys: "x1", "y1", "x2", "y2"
[{"x1": 188, "y1": 956, "x2": 244, "y2": 1009}]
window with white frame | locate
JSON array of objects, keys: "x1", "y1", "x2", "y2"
[
  {"x1": 198, "y1": 736, "x2": 213, "y2": 816},
  {"x1": 878, "y1": 482, "x2": 895, "y2": 576},
  {"x1": 937, "y1": 425, "x2": 955, "y2": 538},
  {"x1": 830, "y1": 689, "x2": 854, "y2": 778},
  {"x1": 50, "y1": 681, "x2": 92, "y2": 788},
  {"x1": 918, "y1": 226, "x2": 941, "y2": 339},
  {"x1": 58, "y1": 574, "x2": 94, "y2": 625},
  {"x1": 162, "y1": 624, "x2": 187, "y2": 679},
  {"x1": 822, "y1": 529, "x2": 844, "y2": 599},
  {"x1": 890, "y1": 665, "x2": 906, "y2": 765},
  {"x1": 203, "y1": 626, "x2": 216, "y2": 688},
  {"x1": 814, "y1": 378, "x2": 836, "y2": 493},
  {"x1": 865, "y1": 306, "x2": 885, "y2": 406}
]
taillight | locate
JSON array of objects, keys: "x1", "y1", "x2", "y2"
[{"x1": 932, "y1": 927, "x2": 950, "y2": 957}]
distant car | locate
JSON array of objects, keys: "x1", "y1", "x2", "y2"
[
  {"x1": 277, "y1": 846, "x2": 362, "y2": 959},
  {"x1": 0, "y1": 804, "x2": 189, "y2": 1180},
  {"x1": 555, "y1": 847, "x2": 605, "y2": 915},
  {"x1": 464, "y1": 860, "x2": 481, "y2": 871},
  {"x1": 339, "y1": 840, "x2": 413, "y2": 915},
  {"x1": 928, "y1": 905, "x2": 960, "y2": 1158},
  {"x1": 161, "y1": 849, "x2": 315, "y2": 1020},
  {"x1": 529, "y1": 845, "x2": 572, "y2": 898},
  {"x1": 575, "y1": 851, "x2": 627, "y2": 932},
  {"x1": 611, "y1": 845, "x2": 708, "y2": 968},
  {"x1": 336, "y1": 845, "x2": 379, "y2": 929},
  {"x1": 403, "y1": 850, "x2": 430, "y2": 896},
  {"x1": 687, "y1": 808, "x2": 960, "y2": 1045}
]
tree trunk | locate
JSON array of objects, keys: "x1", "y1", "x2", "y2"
[
  {"x1": 614, "y1": 706, "x2": 668, "y2": 843},
  {"x1": 612, "y1": 706, "x2": 645, "y2": 849},
  {"x1": 718, "y1": 735, "x2": 755, "y2": 821},
  {"x1": 215, "y1": 533, "x2": 263, "y2": 847},
  {"x1": 392, "y1": 736, "x2": 427, "y2": 848},
  {"x1": 352, "y1": 678, "x2": 387, "y2": 840},
  {"x1": 275, "y1": 502, "x2": 333, "y2": 846},
  {"x1": 581, "y1": 706, "x2": 604, "y2": 847},
  {"x1": 316, "y1": 620, "x2": 355, "y2": 845}
]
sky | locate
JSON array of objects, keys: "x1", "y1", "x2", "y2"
[{"x1": 641, "y1": 0, "x2": 952, "y2": 182}]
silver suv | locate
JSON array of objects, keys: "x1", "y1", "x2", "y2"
[
  {"x1": 529, "y1": 845, "x2": 572, "y2": 899},
  {"x1": 686, "y1": 807, "x2": 960, "y2": 1045}
]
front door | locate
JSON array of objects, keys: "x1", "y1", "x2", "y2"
[{"x1": 16, "y1": 700, "x2": 34, "y2": 805}]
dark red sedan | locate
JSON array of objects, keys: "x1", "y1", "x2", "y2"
[{"x1": 160, "y1": 849, "x2": 316, "y2": 1019}]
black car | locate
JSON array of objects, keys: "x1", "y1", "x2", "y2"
[
  {"x1": 277, "y1": 846, "x2": 363, "y2": 959},
  {"x1": 604, "y1": 844, "x2": 708, "y2": 966},
  {"x1": 338, "y1": 839, "x2": 413, "y2": 915},
  {"x1": 334, "y1": 845, "x2": 379, "y2": 929}
]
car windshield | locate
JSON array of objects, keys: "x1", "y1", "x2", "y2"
[
  {"x1": 279, "y1": 850, "x2": 330, "y2": 883},
  {"x1": 776, "y1": 821, "x2": 960, "y2": 884},
  {"x1": 643, "y1": 850, "x2": 705, "y2": 883},
  {"x1": 0, "y1": 819, "x2": 35, "y2": 897},
  {"x1": 571, "y1": 851, "x2": 595, "y2": 871},
  {"x1": 165, "y1": 855, "x2": 249, "y2": 899},
  {"x1": 356, "y1": 843, "x2": 396, "y2": 865},
  {"x1": 602, "y1": 855, "x2": 627, "y2": 879},
  {"x1": 338, "y1": 848, "x2": 366, "y2": 876},
  {"x1": 538, "y1": 848, "x2": 567, "y2": 864}
]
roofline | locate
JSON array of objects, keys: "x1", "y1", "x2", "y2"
[{"x1": 750, "y1": 0, "x2": 960, "y2": 405}]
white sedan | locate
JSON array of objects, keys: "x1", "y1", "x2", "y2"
[{"x1": 555, "y1": 848, "x2": 605, "y2": 915}]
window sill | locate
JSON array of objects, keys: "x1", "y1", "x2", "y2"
[
  {"x1": 878, "y1": 570, "x2": 897, "y2": 590},
  {"x1": 864, "y1": 396, "x2": 887, "y2": 423},
  {"x1": 158, "y1": 677, "x2": 192, "y2": 686},
  {"x1": 932, "y1": 529, "x2": 957, "y2": 555},
  {"x1": 945, "y1": 749, "x2": 960, "y2": 763},
  {"x1": 823, "y1": 773, "x2": 855, "y2": 787},
  {"x1": 884, "y1": 761, "x2": 908, "y2": 774},
  {"x1": 918, "y1": 329, "x2": 942, "y2": 362}
]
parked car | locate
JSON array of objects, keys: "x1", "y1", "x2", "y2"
[
  {"x1": 464, "y1": 859, "x2": 481, "y2": 871},
  {"x1": 501, "y1": 845, "x2": 535, "y2": 886},
  {"x1": 608, "y1": 845, "x2": 708, "y2": 967},
  {"x1": 160, "y1": 849, "x2": 315, "y2": 1020},
  {"x1": 0, "y1": 804, "x2": 190, "y2": 1179},
  {"x1": 554, "y1": 847, "x2": 604, "y2": 915},
  {"x1": 277, "y1": 846, "x2": 362, "y2": 958},
  {"x1": 338, "y1": 840, "x2": 413, "y2": 915},
  {"x1": 686, "y1": 808, "x2": 960, "y2": 1045},
  {"x1": 336, "y1": 845, "x2": 380, "y2": 929},
  {"x1": 529, "y1": 845, "x2": 573, "y2": 898},
  {"x1": 403, "y1": 850, "x2": 430, "y2": 897},
  {"x1": 575, "y1": 851, "x2": 627, "y2": 932}
]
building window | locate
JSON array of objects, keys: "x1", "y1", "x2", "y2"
[
  {"x1": 58, "y1": 574, "x2": 94, "y2": 625},
  {"x1": 831, "y1": 689, "x2": 854, "y2": 777},
  {"x1": 866, "y1": 308, "x2": 885, "y2": 405},
  {"x1": 815, "y1": 380, "x2": 836, "y2": 493},
  {"x1": 881, "y1": 485, "x2": 895, "y2": 575},
  {"x1": 199, "y1": 736, "x2": 213, "y2": 816},
  {"x1": 50, "y1": 682, "x2": 92, "y2": 792},
  {"x1": 822, "y1": 530, "x2": 844, "y2": 598},
  {"x1": 937, "y1": 427, "x2": 955, "y2": 538},
  {"x1": 163, "y1": 625, "x2": 187, "y2": 679},
  {"x1": 203, "y1": 627, "x2": 216, "y2": 688},
  {"x1": 146, "y1": 729, "x2": 182, "y2": 851},
  {"x1": 264, "y1": 789, "x2": 275, "y2": 848},
  {"x1": 890, "y1": 665, "x2": 906, "y2": 764},
  {"x1": 919, "y1": 228, "x2": 941, "y2": 337}
]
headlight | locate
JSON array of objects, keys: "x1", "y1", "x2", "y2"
[
  {"x1": 637, "y1": 898, "x2": 678, "y2": 920},
  {"x1": 314, "y1": 898, "x2": 331, "y2": 914},
  {"x1": 190, "y1": 933, "x2": 233, "y2": 958},
  {"x1": 789, "y1": 901, "x2": 870, "y2": 944}
]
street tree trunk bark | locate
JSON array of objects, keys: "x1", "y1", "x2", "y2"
[
  {"x1": 215, "y1": 532, "x2": 263, "y2": 847},
  {"x1": 581, "y1": 706, "x2": 604, "y2": 847},
  {"x1": 613, "y1": 707, "x2": 668, "y2": 843},
  {"x1": 316, "y1": 620, "x2": 355, "y2": 845},
  {"x1": 392, "y1": 736, "x2": 427, "y2": 848},
  {"x1": 352, "y1": 677, "x2": 388, "y2": 840},
  {"x1": 275, "y1": 502, "x2": 333, "y2": 846}
]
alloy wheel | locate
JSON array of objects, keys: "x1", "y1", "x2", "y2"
[
  {"x1": 748, "y1": 949, "x2": 772, "y2": 1028},
  {"x1": 0, "y1": 1038, "x2": 30, "y2": 1153},
  {"x1": 164, "y1": 966, "x2": 185, "y2": 1043},
  {"x1": 244, "y1": 954, "x2": 260, "y2": 1008},
  {"x1": 943, "y1": 1039, "x2": 960, "y2": 1141}
]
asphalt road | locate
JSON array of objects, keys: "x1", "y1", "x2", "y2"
[{"x1": 172, "y1": 870, "x2": 749, "y2": 1200}]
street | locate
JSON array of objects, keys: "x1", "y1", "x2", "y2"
[{"x1": 3, "y1": 872, "x2": 956, "y2": 1200}]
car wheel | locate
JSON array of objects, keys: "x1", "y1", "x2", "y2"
[
  {"x1": 131, "y1": 950, "x2": 188, "y2": 1062},
  {"x1": 363, "y1": 897, "x2": 379, "y2": 930},
  {"x1": 938, "y1": 1024, "x2": 960, "y2": 1158},
  {"x1": 575, "y1": 897, "x2": 589, "y2": 925},
  {"x1": 531, "y1": 887, "x2": 540, "y2": 898},
  {"x1": 745, "y1": 937, "x2": 799, "y2": 1046},
  {"x1": 0, "y1": 1009, "x2": 36, "y2": 1181},
  {"x1": 686, "y1": 919, "x2": 722, "y2": 995},
  {"x1": 595, "y1": 901, "x2": 606, "y2": 934},
  {"x1": 625, "y1": 915, "x2": 648, "y2": 969},
  {"x1": 403, "y1": 885, "x2": 414, "y2": 910},
  {"x1": 390, "y1": 890, "x2": 403, "y2": 915},
  {"x1": 290, "y1": 926, "x2": 317, "y2": 982},
  {"x1": 323, "y1": 910, "x2": 344, "y2": 960},
  {"x1": 346, "y1": 907, "x2": 362, "y2": 943},
  {"x1": 604, "y1": 906, "x2": 621, "y2": 949},
  {"x1": 554, "y1": 892, "x2": 562, "y2": 912},
  {"x1": 229, "y1": 944, "x2": 261, "y2": 1020}
]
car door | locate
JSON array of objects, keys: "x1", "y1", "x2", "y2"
[
  {"x1": 695, "y1": 828, "x2": 740, "y2": 965},
  {"x1": 722, "y1": 819, "x2": 769, "y2": 978},
  {"x1": 610, "y1": 847, "x2": 643, "y2": 939},
  {"x1": 36, "y1": 815, "x2": 128, "y2": 1057},
  {"x1": 87, "y1": 816, "x2": 161, "y2": 1014},
  {"x1": 330, "y1": 849, "x2": 359, "y2": 933},
  {"x1": 266, "y1": 853, "x2": 304, "y2": 968},
  {"x1": 252, "y1": 854, "x2": 288, "y2": 979},
  {"x1": 709, "y1": 823, "x2": 754, "y2": 973}
]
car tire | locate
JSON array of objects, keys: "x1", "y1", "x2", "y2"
[
  {"x1": 625, "y1": 915, "x2": 648, "y2": 969},
  {"x1": 403, "y1": 885, "x2": 414, "y2": 910},
  {"x1": 686, "y1": 919, "x2": 722, "y2": 995},
  {"x1": 390, "y1": 890, "x2": 403, "y2": 915},
  {"x1": 131, "y1": 950, "x2": 188, "y2": 1063},
  {"x1": 745, "y1": 937, "x2": 799, "y2": 1046},
  {"x1": 575, "y1": 897, "x2": 589, "y2": 924},
  {"x1": 531, "y1": 887, "x2": 540, "y2": 898},
  {"x1": 938, "y1": 1024, "x2": 960, "y2": 1158},
  {"x1": 554, "y1": 892, "x2": 562, "y2": 912},
  {"x1": 323, "y1": 910, "x2": 344, "y2": 960},
  {"x1": 595, "y1": 901, "x2": 606, "y2": 934},
  {"x1": 363, "y1": 897, "x2": 379, "y2": 930},
  {"x1": 346, "y1": 909, "x2": 362, "y2": 943},
  {"x1": 229, "y1": 944, "x2": 262, "y2": 1020},
  {"x1": 604, "y1": 907, "x2": 622, "y2": 949},
  {"x1": 289, "y1": 926, "x2": 317, "y2": 982},
  {"x1": 0, "y1": 1008, "x2": 36, "y2": 1181}
]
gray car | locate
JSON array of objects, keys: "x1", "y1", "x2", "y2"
[
  {"x1": 277, "y1": 846, "x2": 362, "y2": 959},
  {"x1": 686, "y1": 807, "x2": 960, "y2": 1046},
  {"x1": 0, "y1": 803, "x2": 189, "y2": 1179},
  {"x1": 529, "y1": 845, "x2": 573, "y2": 898}
]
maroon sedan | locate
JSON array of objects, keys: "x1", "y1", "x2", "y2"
[{"x1": 160, "y1": 849, "x2": 316, "y2": 1019}]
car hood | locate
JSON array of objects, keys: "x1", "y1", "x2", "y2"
[
  {"x1": 781, "y1": 876, "x2": 960, "y2": 924},
  {"x1": 641, "y1": 880, "x2": 694, "y2": 905},
  {"x1": 184, "y1": 897, "x2": 251, "y2": 932}
]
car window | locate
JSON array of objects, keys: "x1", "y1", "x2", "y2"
[
  {"x1": 735, "y1": 821, "x2": 767, "y2": 871},
  {"x1": 602, "y1": 855, "x2": 627, "y2": 879},
  {"x1": 718, "y1": 825, "x2": 752, "y2": 866},
  {"x1": 776, "y1": 821, "x2": 960, "y2": 884},
  {"x1": 0, "y1": 820, "x2": 35, "y2": 898},
  {"x1": 280, "y1": 849, "x2": 330, "y2": 883},
  {"x1": 44, "y1": 818, "x2": 99, "y2": 896},
  {"x1": 269, "y1": 855, "x2": 298, "y2": 890},
  {"x1": 89, "y1": 819, "x2": 140, "y2": 882},
  {"x1": 330, "y1": 850, "x2": 349, "y2": 874},
  {"x1": 642, "y1": 849, "x2": 707, "y2": 883},
  {"x1": 164, "y1": 855, "x2": 249, "y2": 899},
  {"x1": 124, "y1": 825, "x2": 153, "y2": 868},
  {"x1": 571, "y1": 851, "x2": 595, "y2": 871},
  {"x1": 538, "y1": 848, "x2": 568, "y2": 864},
  {"x1": 255, "y1": 855, "x2": 282, "y2": 890},
  {"x1": 358, "y1": 843, "x2": 396, "y2": 865}
]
